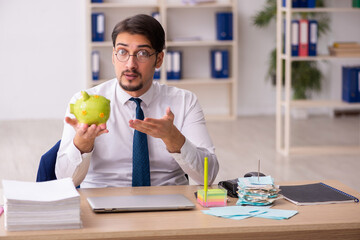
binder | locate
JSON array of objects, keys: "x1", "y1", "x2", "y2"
[
  {"x1": 167, "y1": 51, "x2": 182, "y2": 80},
  {"x1": 282, "y1": 0, "x2": 300, "y2": 7},
  {"x1": 166, "y1": 51, "x2": 173, "y2": 80},
  {"x1": 172, "y1": 51, "x2": 182, "y2": 80},
  {"x1": 299, "y1": 0, "x2": 308, "y2": 7},
  {"x1": 211, "y1": 50, "x2": 229, "y2": 78},
  {"x1": 342, "y1": 66, "x2": 360, "y2": 103},
  {"x1": 291, "y1": 20, "x2": 299, "y2": 56},
  {"x1": 216, "y1": 12, "x2": 233, "y2": 41},
  {"x1": 91, "y1": 0, "x2": 103, "y2": 2},
  {"x1": 280, "y1": 182, "x2": 359, "y2": 205},
  {"x1": 153, "y1": 68, "x2": 161, "y2": 80},
  {"x1": 299, "y1": 19, "x2": 309, "y2": 57},
  {"x1": 91, "y1": 13, "x2": 105, "y2": 42},
  {"x1": 152, "y1": 12, "x2": 160, "y2": 24},
  {"x1": 308, "y1": 20, "x2": 318, "y2": 56},
  {"x1": 307, "y1": 0, "x2": 316, "y2": 8},
  {"x1": 91, "y1": 51, "x2": 100, "y2": 81}
]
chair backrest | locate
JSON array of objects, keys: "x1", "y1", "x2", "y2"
[{"x1": 36, "y1": 140, "x2": 61, "y2": 182}]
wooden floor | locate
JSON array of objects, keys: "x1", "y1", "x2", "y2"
[{"x1": 0, "y1": 115, "x2": 359, "y2": 195}]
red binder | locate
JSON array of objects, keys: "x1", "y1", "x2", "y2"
[{"x1": 299, "y1": 19, "x2": 309, "y2": 57}]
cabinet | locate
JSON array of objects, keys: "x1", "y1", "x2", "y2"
[
  {"x1": 86, "y1": 0, "x2": 238, "y2": 120},
  {"x1": 276, "y1": 0, "x2": 360, "y2": 155}
]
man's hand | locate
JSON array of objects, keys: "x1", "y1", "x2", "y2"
[
  {"x1": 65, "y1": 117, "x2": 109, "y2": 154},
  {"x1": 128, "y1": 107, "x2": 185, "y2": 153}
]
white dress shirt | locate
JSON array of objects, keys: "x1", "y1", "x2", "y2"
[{"x1": 55, "y1": 79, "x2": 219, "y2": 188}]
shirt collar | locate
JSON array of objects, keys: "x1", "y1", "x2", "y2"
[{"x1": 115, "y1": 80, "x2": 156, "y2": 107}]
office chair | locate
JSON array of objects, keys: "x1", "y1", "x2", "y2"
[{"x1": 36, "y1": 140, "x2": 61, "y2": 182}]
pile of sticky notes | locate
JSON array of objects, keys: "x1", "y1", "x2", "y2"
[
  {"x1": 203, "y1": 206, "x2": 298, "y2": 220},
  {"x1": 197, "y1": 188, "x2": 227, "y2": 207}
]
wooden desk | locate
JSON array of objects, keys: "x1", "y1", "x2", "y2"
[{"x1": 1, "y1": 180, "x2": 360, "y2": 240}]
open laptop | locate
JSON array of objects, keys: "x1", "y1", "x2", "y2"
[{"x1": 87, "y1": 194, "x2": 196, "y2": 213}]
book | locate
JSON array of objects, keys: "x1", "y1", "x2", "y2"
[{"x1": 279, "y1": 182, "x2": 359, "y2": 205}]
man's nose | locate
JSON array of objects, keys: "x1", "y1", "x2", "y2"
[{"x1": 125, "y1": 55, "x2": 138, "y2": 69}]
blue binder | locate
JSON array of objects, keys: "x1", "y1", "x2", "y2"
[
  {"x1": 153, "y1": 68, "x2": 161, "y2": 80},
  {"x1": 291, "y1": 20, "x2": 299, "y2": 56},
  {"x1": 308, "y1": 20, "x2": 318, "y2": 56},
  {"x1": 211, "y1": 50, "x2": 229, "y2": 78},
  {"x1": 166, "y1": 51, "x2": 173, "y2": 80},
  {"x1": 92, "y1": 13, "x2": 105, "y2": 42},
  {"x1": 342, "y1": 66, "x2": 360, "y2": 103},
  {"x1": 299, "y1": 0, "x2": 308, "y2": 7},
  {"x1": 216, "y1": 12, "x2": 233, "y2": 41},
  {"x1": 307, "y1": 0, "x2": 316, "y2": 7},
  {"x1": 91, "y1": 0, "x2": 103, "y2": 2},
  {"x1": 92, "y1": 51, "x2": 100, "y2": 80},
  {"x1": 282, "y1": 0, "x2": 300, "y2": 7},
  {"x1": 166, "y1": 51, "x2": 182, "y2": 80},
  {"x1": 172, "y1": 51, "x2": 182, "y2": 80}
]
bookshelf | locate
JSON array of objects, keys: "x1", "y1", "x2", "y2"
[
  {"x1": 86, "y1": 0, "x2": 238, "y2": 120},
  {"x1": 276, "y1": 0, "x2": 360, "y2": 155}
]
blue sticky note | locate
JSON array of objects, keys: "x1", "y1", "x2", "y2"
[
  {"x1": 248, "y1": 176, "x2": 274, "y2": 185},
  {"x1": 255, "y1": 209, "x2": 298, "y2": 220}
]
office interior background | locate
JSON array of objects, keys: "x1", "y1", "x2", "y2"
[{"x1": 0, "y1": 0, "x2": 359, "y2": 195}]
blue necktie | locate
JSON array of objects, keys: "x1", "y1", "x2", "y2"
[{"x1": 130, "y1": 98, "x2": 150, "y2": 186}]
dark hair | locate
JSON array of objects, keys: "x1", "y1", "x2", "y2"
[{"x1": 111, "y1": 14, "x2": 165, "y2": 53}]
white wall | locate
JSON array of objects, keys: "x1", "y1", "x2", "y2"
[
  {"x1": 0, "y1": 0, "x2": 86, "y2": 120},
  {"x1": 0, "y1": 0, "x2": 359, "y2": 120}
]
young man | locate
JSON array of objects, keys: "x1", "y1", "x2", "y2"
[{"x1": 55, "y1": 14, "x2": 219, "y2": 188}]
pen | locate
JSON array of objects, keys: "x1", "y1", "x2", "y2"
[{"x1": 204, "y1": 157, "x2": 208, "y2": 203}]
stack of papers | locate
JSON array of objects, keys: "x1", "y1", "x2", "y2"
[
  {"x1": 2, "y1": 178, "x2": 82, "y2": 231},
  {"x1": 203, "y1": 206, "x2": 298, "y2": 220},
  {"x1": 237, "y1": 176, "x2": 280, "y2": 206}
]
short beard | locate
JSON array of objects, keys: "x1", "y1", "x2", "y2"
[{"x1": 119, "y1": 70, "x2": 143, "y2": 92}]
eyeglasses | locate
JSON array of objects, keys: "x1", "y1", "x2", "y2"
[{"x1": 115, "y1": 49, "x2": 157, "y2": 63}]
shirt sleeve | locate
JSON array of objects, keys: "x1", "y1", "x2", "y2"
[
  {"x1": 55, "y1": 100, "x2": 92, "y2": 185},
  {"x1": 171, "y1": 93, "x2": 219, "y2": 186}
]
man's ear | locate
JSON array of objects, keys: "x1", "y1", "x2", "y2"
[{"x1": 155, "y1": 51, "x2": 164, "y2": 69}]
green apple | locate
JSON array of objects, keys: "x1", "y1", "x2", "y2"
[{"x1": 70, "y1": 91, "x2": 110, "y2": 125}]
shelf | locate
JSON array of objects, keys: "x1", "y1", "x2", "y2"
[
  {"x1": 165, "y1": 78, "x2": 233, "y2": 86},
  {"x1": 283, "y1": 146, "x2": 360, "y2": 155},
  {"x1": 87, "y1": 0, "x2": 238, "y2": 120},
  {"x1": 91, "y1": 41, "x2": 112, "y2": 47},
  {"x1": 165, "y1": 2, "x2": 233, "y2": 9},
  {"x1": 280, "y1": 7, "x2": 360, "y2": 13},
  {"x1": 90, "y1": 79, "x2": 109, "y2": 86},
  {"x1": 167, "y1": 40, "x2": 234, "y2": 47},
  {"x1": 281, "y1": 54, "x2": 360, "y2": 61},
  {"x1": 281, "y1": 100, "x2": 360, "y2": 109},
  {"x1": 90, "y1": 3, "x2": 158, "y2": 9},
  {"x1": 275, "y1": 0, "x2": 360, "y2": 156}
]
